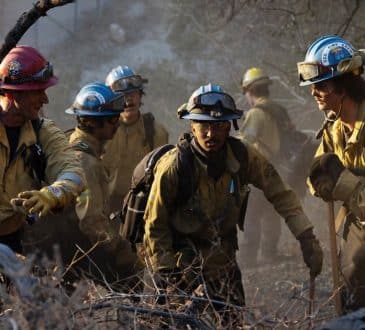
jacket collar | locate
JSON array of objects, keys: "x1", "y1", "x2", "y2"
[
  {"x1": 0, "y1": 120, "x2": 37, "y2": 150},
  {"x1": 69, "y1": 127, "x2": 105, "y2": 157},
  {"x1": 332, "y1": 100, "x2": 365, "y2": 147}
]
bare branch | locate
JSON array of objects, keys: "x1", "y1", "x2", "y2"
[
  {"x1": 336, "y1": 0, "x2": 361, "y2": 36},
  {"x1": 0, "y1": 0, "x2": 74, "y2": 61}
]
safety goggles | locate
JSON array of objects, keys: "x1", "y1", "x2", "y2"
[
  {"x1": 297, "y1": 62, "x2": 335, "y2": 82},
  {"x1": 4, "y1": 62, "x2": 54, "y2": 84},
  {"x1": 110, "y1": 75, "x2": 147, "y2": 92},
  {"x1": 187, "y1": 92, "x2": 237, "y2": 112}
]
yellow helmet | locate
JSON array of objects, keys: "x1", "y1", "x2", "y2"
[{"x1": 241, "y1": 67, "x2": 272, "y2": 92}]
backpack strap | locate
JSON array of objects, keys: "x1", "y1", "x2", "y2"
[
  {"x1": 175, "y1": 133, "x2": 195, "y2": 204},
  {"x1": 142, "y1": 112, "x2": 155, "y2": 150},
  {"x1": 29, "y1": 118, "x2": 47, "y2": 183},
  {"x1": 227, "y1": 136, "x2": 250, "y2": 231},
  {"x1": 228, "y1": 136, "x2": 249, "y2": 184}
]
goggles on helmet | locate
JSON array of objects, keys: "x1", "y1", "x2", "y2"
[
  {"x1": 187, "y1": 92, "x2": 237, "y2": 112},
  {"x1": 73, "y1": 94, "x2": 124, "y2": 113},
  {"x1": 109, "y1": 75, "x2": 147, "y2": 92},
  {"x1": 3, "y1": 62, "x2": 54, "y2": 84},
  {"x1": 297, "y1": 62, "x2": 335, "y2": 82}
]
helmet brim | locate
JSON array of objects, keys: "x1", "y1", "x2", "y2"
[
  {"x1": 65, "y1": 108, "x2": 122, "y2": 117},
  {"x1": 0, "y1": 76, "x2": 58, "y2": 90},
  {"x1": 241, "y1": 76, "x2": 272, "y2": 92},
  {"x1": 182, "y1": 112, "x2": 242, "y2": 121},
  {"x1": 299, "y1": 71, "x2": 341, "y2": 86}
]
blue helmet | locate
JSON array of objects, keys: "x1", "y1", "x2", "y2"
[
  {"x1": 178, "y1": 83, "x2": 242, "y2": 121},
  {"x1": 297, "y1": 35, "x2": 356, "y2": 86},
  {"x1": 105, "y1": 65, "x2": 148, "y2": 93},
  {"x1": 65, "y1": 82, "x2": 124, "y2": 117}
]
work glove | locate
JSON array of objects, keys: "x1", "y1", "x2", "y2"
[
  {"x1": 309, "y1": 153, "x2": 345, "y2": 201},
  {"x1": 17, "y1": 186, "x2": 65, "y2": 217},
  {"x1": 298, "y1": 228, "x2": 323, "y2": 277}
]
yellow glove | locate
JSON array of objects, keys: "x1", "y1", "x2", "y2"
[{"x1": 18, "y1": 186, "x2": 65, "y2": 217}]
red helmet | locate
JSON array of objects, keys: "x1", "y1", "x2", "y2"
[{"x1": 0, "y1": 45, "x2": 58, "y2": 90}]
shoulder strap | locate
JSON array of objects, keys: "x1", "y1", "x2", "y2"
[
  {"x1": 175, "y1": 133, "x2": 195, "y2": 204},
  {"x1": 29, "y1": 118, "x2": 47, "y2": 183},
  {"x1": 31, "y1": 117, "x2": 44, "y2": 136},
  {"x1": 227, "y1": 136, "x2": 250, "y2": 231},
  {"x1": 142, "y1": 112, "x2": 155, "y2": 150},
  {"x1": 227, "y1": 136, "x2": 249, "y2": 184}
]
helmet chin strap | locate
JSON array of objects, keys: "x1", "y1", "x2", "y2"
[{"x1": 324, "y1": 95, "x2": 345, "y2": 122}]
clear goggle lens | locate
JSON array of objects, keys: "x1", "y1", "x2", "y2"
[
  {"x1": 187, "y1": 92, "x2": 236, "y2": 112},
  {"x1": 110, "y1": 75, "x2": 145, "y2": 91},
  {"x1": 297, "y1": 62, "x2": 334, "y2": 82}
]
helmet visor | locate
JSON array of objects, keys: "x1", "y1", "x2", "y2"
[
  {"x1": 110, "y1": 75, "x2": 147, "y2": 92},
  {"x1": 4, "y1": 62, "x2": 54, "y2": 84},
  {"x1": 187, "y1": 92, "x2": 236, "y2": 112},
  {"x1": 297, "y1": 62, "x2": 334, "y2": 82}
]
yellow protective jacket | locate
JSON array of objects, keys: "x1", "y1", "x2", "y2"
[
  {"x1": 144, "y1": 139, "x2": 313, "y2": 275},
  {"x1": 103, "y1": 113, "x2": 168, "y2": 211},
  {"x1": 310, "y1": 101, "x2": 365, "y2": 219},
  {"x1": 69, "y1": 128, "x2": 117, "y2": 242},
  {"x1": 0, "y1": 118, "x2": 84, "y2": 235},
  {"x1": 239, "y1": 96, "x2": 288, "y2": 161}
]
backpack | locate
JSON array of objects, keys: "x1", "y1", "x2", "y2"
[{"x1": 120, "y1": 134, "x2": 250, "y2": 247}]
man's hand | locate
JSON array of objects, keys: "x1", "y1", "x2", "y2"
[
  {"x1": 309, "y1": 153, "x2": 345, "y2": 201},
  {"x1": 17, "y1": 186, "x2": 63, "y2": 217},
  {"x1": 298, "y1": 229, "x2": 323, "y2": 277}
]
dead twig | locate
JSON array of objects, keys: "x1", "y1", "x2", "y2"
[{"x1": 0, "y1": 0, "x2": 75, "y2": 61}]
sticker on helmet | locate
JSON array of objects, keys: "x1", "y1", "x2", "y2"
[
  {"x1": 210, "y1": 110, "x2": 223, "y2": 117},
  {"x1": 7, "y1": 60, "x2": 22, "y2": 78},
  {"x1": 83, "y1": 91, "x2": 106, "y2": 104},
  {"x1": 321, "y1": 42, "x2": 354, "y2": 66}
]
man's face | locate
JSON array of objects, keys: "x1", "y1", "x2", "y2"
[
  {"x1": 93, "y1": 116, "x2": 120, "y2": 141},
  {"x1": 10, "y1": 89, "x2": 49, "y2": 121},
  {"x1": 310, "y1": 80, "x2": 344, "y2": 113},
  {"x1": 191, "y1": 120, "x2": 231, "y2": 153},
  {"x1": 121, "y1": 90, "x2": 142, "y2": 124},
  {"x1": 244, "y1": 90, "x2": 255, "y2": 107}
]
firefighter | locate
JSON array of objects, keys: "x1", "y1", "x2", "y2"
[
  {"x1": 65, "y1": 82, "x2": 134, "y2": 281},
  {"x1": 143, "y1": 83, "x2": 323, "y2": 315},
  {"x1": 239, "y1": 67, "x2": 294, "y2": 265},
  {"x1": 0, "y1": 45, "x2": 84, "y2": 254},
  {"x1": 103, "y1": 66, "x2": 169, "y2": 212},
  {"x1": 298, "y1": 35, "x2": 365, "y2": 312}
]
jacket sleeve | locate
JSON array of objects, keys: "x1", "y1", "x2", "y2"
[
  {"x1": 307, "y1": 125, "x2": 335, "y2": 194},
  {"x1": 40, "y1": 120, "x2": 85, "y2": 204},
  {"x1": 143, "y1": 150, "x2": 179, "y2": 271},
  {"x1": 75, "y1": 152, "x2": 115, "y2": 243},
  {"x1": 332, "y1": 170, "x2": 365, "y2": 219},
  {"x1": 245, "y1": 143, "x2": 313, "y2": 237}
]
